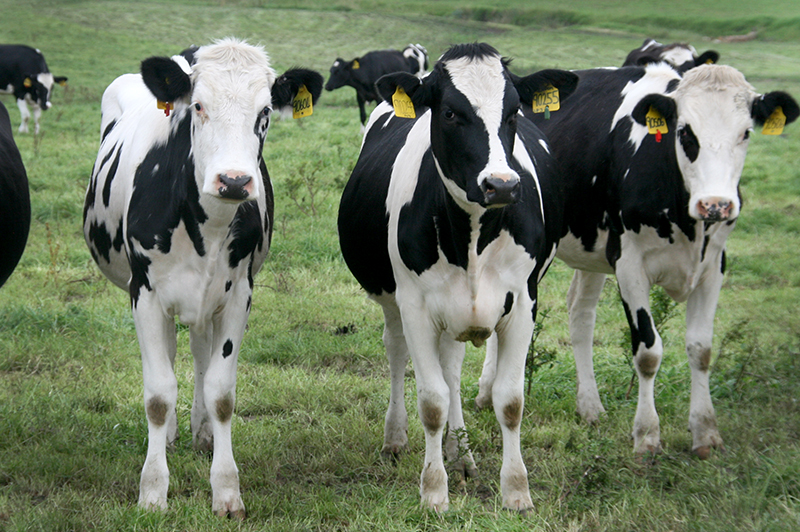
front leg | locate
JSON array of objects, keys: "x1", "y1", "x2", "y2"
[
  {"x1": 439, "y1": 335, "x2": 477, "y2": 485},
  {"x1": 133, "y1": 291, "x2": 178, "y2": 511},
  {"x1": 377, "y1": 298, "x2": 410, "y2": 457},
  {"x1": 357, "y1": 93, "x2": 368, "y2": 126},
  {"x1": 493, "y1": 305, "x2": 534, "y2": 512},
  {"x1": 16, "y1": 99, "x2": 30, "y2": 134},
  {"x1": 685, "y1": 258, "x2": 725, "y2": 458},
  {"x1": 189, "y1": 327, "x2": 214, "y2": 452}
]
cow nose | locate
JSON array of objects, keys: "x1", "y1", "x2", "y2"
[
  {"x1": 217, "y1": 172, "x2": 253, "y2": 200},
  {"x1": 481, "y1": 175, "x2": 520, "y2": 206},
  {"x1": 696, "y1": 198, "x2": 733, "y2": 221}
]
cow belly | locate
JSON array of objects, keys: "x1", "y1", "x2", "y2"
[{"x1": 556, "y1": 232, "x2": 615, "y2": 274}]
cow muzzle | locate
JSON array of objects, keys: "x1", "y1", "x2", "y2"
[
  {"x1": 696, "y1": 197, "x2": 734, "y2": 222},
  {"x1": 481, "y1": 174, "x2": 520, "y2": 206},
  {"x1": 215, "y1": 172, "x2": 253, "y2": 201}
]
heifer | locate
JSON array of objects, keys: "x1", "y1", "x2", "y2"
[
  {"x1": 325, "y1": 44, "x2": 428, "y2": 125},
  {"x1": 0, "y1": 45, "x2": 68, "y2": 134},
  {"x1": 338, "y1": 43, "x2": 577, "y2": 511},
  {"x1": 623, "y1": 38, "x2": 719, "y2": 72},
  {"x1": 0, "y1": 101, "x2": 30, "y2": 287},
  {"x1": 83, "y1": 39, "x2": 322, "y2": 516},
  {"x1": 477, "y1": 62, "x2": 798, "y2": 458}
]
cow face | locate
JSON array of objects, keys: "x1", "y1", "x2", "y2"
[
  {"x1": 141, "y1": 39, "x2": 322, "y2": 203},
  {"x1": 632, "y1": 65, "x2": 798, "y2": 222},
  {"x1": 325, "y1": 59, "x2": 353, "y2": 91},
  {"x1": 376, "y1": 44, "x2": 577, "y2": 211},
  {"x1": 23, "y1": 73, "x2": 54, "y2": 110}
]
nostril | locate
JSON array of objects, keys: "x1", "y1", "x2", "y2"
[{"x1": 217, "y1": 173, "x2": 252, "y2": 200}]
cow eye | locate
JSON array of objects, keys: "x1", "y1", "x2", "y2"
[
  {"x1": 443, "y1": 108, "x2": 456, "y2": 121},
  {"x1": 194, "y1": 102, "x2": 203, "y2": 113},
  {"x1": 260, "y1": 106, "x2": 271, "y2": 118},
  {"x1": 743, "y1": 129, "x2": 751, "y2": 141}
]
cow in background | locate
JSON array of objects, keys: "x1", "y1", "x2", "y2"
[
  {"x1": 325, "y1": 44, "x2": 428, "y2": 126},
  {"x1": 0, "y1": 45, "x2": 68, "y2": 134},
  {"x1": 83, "y1": 38, "x2": 322, "y2": 517},
  {"x1": 476, "y1": 62, "x2": 798, "y2": 459},
  {"x1": 0, "y1": 101, "x2": 29, "y2": 287},
  {"x1": 339, "y1": 42, "x2": 578, "y2": 511},
  {"x1": 623, "y1": 38, "x2": 719, "y2": 72}
]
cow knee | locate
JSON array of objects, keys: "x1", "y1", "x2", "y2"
[
  {"x1": 500, "y1": 396, "x2": 523, "y2": 431},
  {"x1": 687, "y1": 342, "x2": 712, "y2": 371},
  {"x1": 146, "y1": 396, "x2": 169, "y2": 426},
  {"x1": 635, "y1": 350, "x2": 661, "y2": 379},
  {"x1": 419, "y1": 397, "x2": 445, "y2": 435}
]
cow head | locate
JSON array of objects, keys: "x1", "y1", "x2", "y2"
[
  {"x1": 624, "y1": 39, "x2": 719, "y2": 73},
  {"x1": 23, "y1": 72, "x2": 65, "y2": 110},
  {"x1": 140, "y1": 38, "x2": 322, "y2": 202},
  {"x1": 375, "y1": 43, "x2": 577, "y2": 211},
  {"x1": 325, "y1": 58, "x2": 357, "y2": 91},
  {"x1": 632, "y1": 64, "x2": 799, "y2": 222}
]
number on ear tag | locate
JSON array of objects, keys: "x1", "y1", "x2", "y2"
[
  {"x1": 646, "y1": 106, "x2": 669, "y2": 136},
  {"x1": 532, "y1": 84, "x2": 560, "y2": 114},
  {"x1": 392, "y1": 86, "x2": 415, "y2": 119},
  {"x1": 292, "y1": 85, "x2": 313, "y2": 119},
  {"x1": 762, "y1": 106, "x2": 785, "y2": 136}
]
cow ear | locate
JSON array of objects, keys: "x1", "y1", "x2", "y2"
[
  {"x1": 695, "y1": 50, "x2": 719, "y2": 66},
  {"x1": 513, "y1": 69, "x2": 579, "y2": 107},
  {"x1": 141, "y1": 56, "x2": 192, "y2": 103},
  {"x1": 375, "y1": 71, "x2": 426, "y2": 106},
  {"x1": 752, "y1": 91, "x2": 800, "y2": 126},
  {"x1": 272, "y1": 68, "x2": 324, "y2": 111},
  {"x1": 631, "y1": 93, "x2": 677, "y2": 127}
]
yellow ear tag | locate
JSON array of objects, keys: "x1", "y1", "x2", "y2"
[
  {"x1": 157, "y1": 100, "x2": 171, "y2": 116},
  {"x1": 392, "y1": 86, "x2": 415, "y2": 119},
  {"x1": 646, "y1": 106, "x2": 669, "y2": 135},
  {"x1": 762, "y1": 106, "x2": 785, "y2": 136},
  {"x1": 705, "y1": 58, "x2": 715, "y2": 65},
  {"x1": 23, "y1": 78, "x2": 32, "y2": 88},
  {"x1": 352, "y1": 59, "x2": 360, "y2": 70},
  {"x1": 58, "y1": 80, "x2": 67, "y2": 87},
  {"x1": 532, "y1": 84, "x2": 560, "y2": 114},
  {"x1": 292, "y1": 84, "x2": 313, "y2": 119}
]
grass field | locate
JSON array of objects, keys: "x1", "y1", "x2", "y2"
[{"x1": 1, "y1": 1, "x2": 800, "y2": 530}]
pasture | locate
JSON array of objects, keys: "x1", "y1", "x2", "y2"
[{"x1": 1, "y1": 0, "x2": 800, "y2": 530}]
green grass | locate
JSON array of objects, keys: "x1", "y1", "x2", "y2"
[{"x1": 2, "y1": 0, "x2": 800, "y2": 530}]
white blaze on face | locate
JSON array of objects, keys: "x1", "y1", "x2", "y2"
[
  {"x1": 674, "y1": 65, "x2": 755, "y2": 221},
  {"x1": 191, "y1": 40, "x2": 277, "y2": 201},
  {"x1": 36, "y1": 72, "x2": 55, "y2": 108},
  {"x1": 444, "y1": 55, "x2": 519, "y2": 193},
  {"x1": 660, "y1": 45, "x2": 697, "y2": 68}
]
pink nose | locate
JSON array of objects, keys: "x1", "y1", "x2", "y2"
[
  {"x1": 696, "y1": 198, "x2": 733, "y2": 221},
  {"x1": 216, "y1": 172, "x2": 253, "y2": 200}
]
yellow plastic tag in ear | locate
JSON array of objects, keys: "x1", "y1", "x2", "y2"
[
  {"x1": 58, "y1": 80, "x2": 67, "y2": 87},
  {"x1": 532, "y1": 84, "x2": 560, "y2": 114},
  {"x1": 352, "y1": 59, "x2": 360, "y2": 70},
  {"x1": 646, "y1": 106, "x2": 669, "y2": 135},
  {"x1": 23, "y1": 78, "x2": 32, "y2": 88},
  {"x1": 157, "y1": 100, "x2": 171, "y2": 116},
  {"x1": 706, "y1": 58, "x2": 715, "y2": 65},
  {"x1": 762, "y1": 106, "x2": 785, "y2": 136},
  {"x1": 392, "y1": 86, "x2": 415, "y2": 119},
  {"x1": 292, "y1": 85, "x2": 313, "y2": 119}
]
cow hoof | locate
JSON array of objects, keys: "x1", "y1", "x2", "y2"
[
  {"x1": 193, "y1": 436, "x2": 214, "y2": 453},
  {"x1": 216, "y1": 507, "x2": 246, "y2": 520},
  {"x1": 380, "y1": 442, "x2": 408, "y2": 460},
  {"x1": 474, "y1": 392, "x2": 492, "y2": 410},
  {"x1": 693, "y1": 444, "x2": 724, "y2": 460}
]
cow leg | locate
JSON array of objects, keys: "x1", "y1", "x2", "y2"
[
  {"x1": 203, "y1": 289, "x2": 250, "y2": 519},
  {"x1": 567, "y1": 270, "x2": 608, "y2": 423},
  {"x1": 189, "y1": 327, "x2": 214, "y2": 452},
  {"x1": 493, "y1": 308, "x2": 534, "y2": 512},
  {"x1": 357, "y1": 93, "x2": 368, "y2": 126},
  {"x1": 401, "y1": 308, "x2": 450, "y2": 511},
  {"x1": 617, "y1": 272, "x2": 663, "y2": 455},
  {"x1": 133, "y1": 294, "x2": 178, "y2": 510},
  {"x1": 16, "y1": 99, "x2": 30, "y2": 134},
  {"x1": 475, "y1": 333, "x2": 497, "y2": 409},
  {"x1": 379, "y1": 300, "x2": 410, "y2": 457},
  {"x1": 685, "y1": 264, "x2": 725, "y2": 458},
  {"x1": 440, "y1": 334, "x2": 477, "y2": 484},
  {"x1": 31, "y1": 104, "x2": 42, "y2": 135}
]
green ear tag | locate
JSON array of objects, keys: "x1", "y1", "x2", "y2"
[
  {"x1": 544, "y1": 106, "x2": 550, "y2": 120},
  {"x1": 762, "y1": 106, "x2": 785, "y2": 136},
  {"x1": 292, "y1": 85, "x2": 313, "y2": 119},
  {"x1": 392, "y1": 87, "x2": 415, "y2": 119}
]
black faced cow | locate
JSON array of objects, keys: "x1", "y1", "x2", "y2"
[
  {"x1": 325, "y1": 44, "x2": 428, "y2": 126},
  {"x1": 0, "y1": 101, "x2": 29, "y2": 287},
  {"x1": 83, "y1": 39, "x2": 322, "y2": 517},
  {"x1": 477, "y1": 62, "x2": 798, "y2": 458},
  {"x1": 623, "y1": 38, "x2": 719, "y2": 72},
  {"x1": 338, "y1": 43, "x2": 577, "y2": 511},
  {"x1": 0, "y1": 45, "x2": 68, "y2": 134}
]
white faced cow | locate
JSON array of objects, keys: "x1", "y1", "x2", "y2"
[
  {"x1": 0, "y1": 44, "x2": 68, "y2": 134},
  {"x1": 0, "y1": 100, "x2": 30, "y2": 287},
  {"x1": 83, "y1": 38, "x2": 322, "y2": 516},
  {"x1": 623, "y1": 38, "x2": 719, "y2": 72},
  {"x1": 338, "y1": 43, "x2": 577, "y2": 511},
  {"x1": 478, "y1": 62, "x2": 798, "y2": 458}
]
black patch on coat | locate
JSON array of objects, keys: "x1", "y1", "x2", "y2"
[
  {"x1": 678, "y1": 124, "x2": 699, "y2": 163},
  {"x1": 502, "y1": 292, "x2": 514, "y2": 316},
  {"x1": 225, "y1": 280, "x2": 232, "y2": 292},
  {"x1": 0, "y1": 101, "x2": 30, "y2": 287},
  {"x1": 102, "y1": 145, "x2": 123, "y2": 208},
  {"x1": 222, "y1": 339, "x2": 233, "y2": 358}
]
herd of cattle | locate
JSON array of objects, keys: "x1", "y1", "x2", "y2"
[{"x1": 1, "y1": 37, "x2": 798, "y2": 516}]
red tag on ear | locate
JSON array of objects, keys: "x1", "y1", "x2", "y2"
[
  {"x1": 655, "y1": 130, "x2": 662, "y2": 143},
  {"x1": 164, "y1": 102, "x2": 171, "y2": 117}
]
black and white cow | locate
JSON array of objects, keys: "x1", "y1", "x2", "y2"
[
  {"x1": 477, "y1": 62, "x2": 798, "y2": 458},
  {"x1": 0, "y1": 45, "x2": 68, "y2": 134},
  {"x1": 338, "y1": 43, "x2": 577, "y2": 511},
  {"x1": 325, "y1": 44, "x2": 428, "y2": 126},
  {"x1": 0, "y1": 100, "x2": 30, "y2": 288},
  {"x1": 623, "y1": 38, "x2": 719, "y2": 72},
  {"x1": 83, "y1": 39, "x2": 322, "y2": 516}
]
